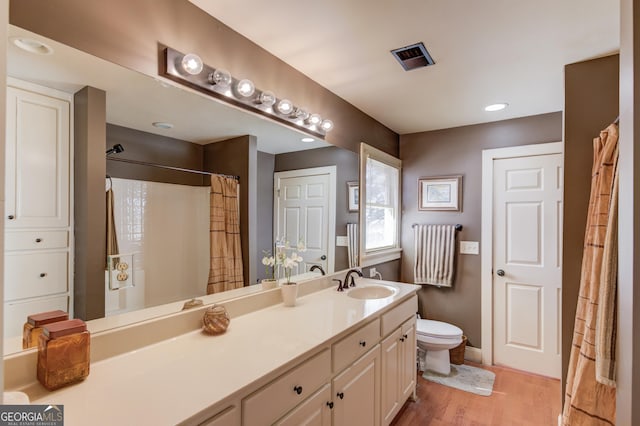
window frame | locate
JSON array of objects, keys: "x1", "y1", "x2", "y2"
[{"x1": 359, "y1": 142, "x2": 402, "y2": 267}]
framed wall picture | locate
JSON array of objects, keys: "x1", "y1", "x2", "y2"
[
  {"x1": 347, "y1": 181, "x2": 359, "y2": 212},
  {"x1": 418, "y1": 175, "x2": 462, "y2": 211}
]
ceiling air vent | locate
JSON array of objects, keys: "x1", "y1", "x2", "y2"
[{"x1": 391, "y1": 42, "x2": 435, "y2": 71}]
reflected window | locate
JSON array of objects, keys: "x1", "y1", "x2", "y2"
[{"x1": 359, "y1": 143, "x2": 402, "y2": 266}]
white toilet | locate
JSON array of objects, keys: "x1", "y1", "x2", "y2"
[{"x1": 416, "y1": 319, "x2": 463, "y2": 375}]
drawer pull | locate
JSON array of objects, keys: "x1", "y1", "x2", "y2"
[
  {"x1": 400, "y1": 337, "x2": 405, "y2": 342},
  {"x1": 337, "y1": 392, "x2": 344, "y2": 400},
  {"x1": 403, "y1": 334, "x2": 408, "y2": 339},
  {"x1": 293, "y1": 385, "x2": 303, "y2": 395},
  {"x1": 39, "y1": 273, "x2": 47, "y2": 278},
  {"x1": 326, "y1": 401, "x2": 334, "y2": 409},
  {"x1": 7, "y1": 215, "x2": 14, "y2": 220},
  {"x1": 35, "y1": 238, "x2": 43, "y2": 243},
  {"x1": 359, "y1": 340, "x2": 366, "y2": 347}
]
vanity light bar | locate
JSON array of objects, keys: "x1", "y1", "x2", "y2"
[{"x1": 162, "y1": 47, "x2": 333, "y2": 138}]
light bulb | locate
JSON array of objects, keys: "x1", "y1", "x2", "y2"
[
  {"x1": 484, "y1": 103, "x2": 508, "y2": 112},
  {"x1": 277, "y1": 99, "x2": 294, "y2": 115},
  {"x1": 237, "y1": 79, "x2": 255, "y2": 97},
  {"x1": 208, "y1": 69, "x2": 232, "y2": 87},
  {"x1": 308, "y1": 114, "x2": 322, "y2": 125},
  {"x1": 293, "y1": 107, "x2": 310, "y2": 120},
  {"x1": 258, "y1": 91, "x2": 277, "y2": 106},
  {"x1": 181, "y1": 53, "x2": 203, "y2": 75},
  {"x1": 320, "y1": 119, "x2": 334, "y2": 132}
]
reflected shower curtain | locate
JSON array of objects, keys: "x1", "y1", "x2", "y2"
[
  {"x1": 563, "y1": 123, "x2": 618, "y2": 425},
  {"x1": 206, "y1": 176, "x2": 244, "y2": 294}
]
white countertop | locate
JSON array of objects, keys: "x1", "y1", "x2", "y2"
[{"x1": 17, "y1": 279, "x2": 419, "y2": 425}]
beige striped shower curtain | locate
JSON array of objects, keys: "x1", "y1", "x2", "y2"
[
  {"x1": 562, "y1": 123, "x2": 618, "y2": 425},
  {"x1": 206, "y1": 175, "x2": 244, "y2": 294}
]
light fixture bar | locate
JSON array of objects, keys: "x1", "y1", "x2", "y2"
[{"x1": 162, "y1": 47, "x2": 332, "y2": 139}]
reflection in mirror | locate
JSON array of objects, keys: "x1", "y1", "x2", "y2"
[{"x1": 4, "y1": 25, "x2": 359, "y2": 355}]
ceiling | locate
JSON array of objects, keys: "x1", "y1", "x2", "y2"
[
  {"x1": 190, "y1": 0, "x2": 620, "y2": 134},
  {"x1": 7, "y1": 26, "x2": 330, "y2": 154}
]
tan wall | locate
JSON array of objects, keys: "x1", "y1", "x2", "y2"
[
  {"x1": 9, "y1": 0, "x2": 398, "y2": 156},
  {"x1": 74, "y1": 86, "x2": 107, "y2": 320},
  {"x1": 563, "y1": 54, "x2": 619, "y2": 394},
  {"x1": 399, "y1": 112, "x2": 562, "y2": 347}
]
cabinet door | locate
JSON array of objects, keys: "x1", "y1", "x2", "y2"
[
  {"x1": 276, "y1": 384, "x2": 331, "y2": 426},
  {"x1": 380, "y1": 329, "x2": 402, "y2": 425},
  {"x1": 400, "y1": 318, "x2": 417, "y2": 400},
  {"x1": 6, "y1": 86, "x2": 70, "y2": 228},
  {"x1": 333, "y1": 345, "x2": 380, "y2": 426}
]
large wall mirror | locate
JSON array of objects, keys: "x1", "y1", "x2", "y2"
[{"x1": 4, "y1": 25, "x2": 359, "y2": 355}]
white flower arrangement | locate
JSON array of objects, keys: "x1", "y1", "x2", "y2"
[{"x1": 261, "y1": 237, "x2": 306, "y2": 284}]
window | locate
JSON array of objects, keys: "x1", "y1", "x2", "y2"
[{"x1": 359, "y1": 143, "x2": 402, "y2": 266}]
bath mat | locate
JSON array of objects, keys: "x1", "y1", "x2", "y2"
[{"x1": 422, "y1": 364, "x2": 496, "y2": 396}]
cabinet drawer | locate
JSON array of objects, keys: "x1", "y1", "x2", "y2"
[
  {"x1": 3, "y1": 294, "x2": 68, "y2": 339},
  {"x1": 381, "y1": 295, "x2": 417, "y2": 337},
  {"x1": 5, "y1": 252, "x2": 68, "y2": 301},
  {"x1": 243, "y1": 349, "x2": 331, "y2": 426},
  {"x1": 332, "y1": 318, "x2": 380, "y2": 373},
  {"x1": 5, "y1": 230, "x2": 68, "y2": 251}
]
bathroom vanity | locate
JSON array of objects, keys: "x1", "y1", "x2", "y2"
[{"x1": 4, "y1": 276, "x2": 419, "y2": 425}]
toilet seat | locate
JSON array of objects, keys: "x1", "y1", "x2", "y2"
[{"x1": 416, "y1": 319, "x2": 462, "y2": 340}]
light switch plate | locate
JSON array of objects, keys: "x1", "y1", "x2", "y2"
[
  {"x1": 460, "y1": 241, "x2": 479, "y2": 255},
  {"x1": 336, "y1": 236, "x2": 348, "y2": 247}
]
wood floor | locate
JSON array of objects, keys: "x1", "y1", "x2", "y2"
[{"x1": 391, "y1": 363, "x2": 561, "y2": 426}]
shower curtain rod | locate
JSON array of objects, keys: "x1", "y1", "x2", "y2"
[{"x1": 106, "y1": 157, "x2": 239, "y2": 180}]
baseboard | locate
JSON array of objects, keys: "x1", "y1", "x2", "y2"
[{"x1": 464, "y1": 346, "x2": 482, "y2": 363}]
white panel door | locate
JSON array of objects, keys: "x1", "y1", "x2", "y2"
[
  {"x1": 274, "y1": 167, "x2": 336, "y2": 274},
  {"x1": 493, "y1": 153, "x2": 562, "y2": 378},
  {"x1": 6, "y1": 86, "x2": 70, "y2": 228}
]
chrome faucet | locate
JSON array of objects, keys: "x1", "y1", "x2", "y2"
[
  {"x1": 310, "y1": 265, "x2": 326, "y2": 275},
  {"x1": 344, "y1": 269, "x2": 363, "y2": 288}
]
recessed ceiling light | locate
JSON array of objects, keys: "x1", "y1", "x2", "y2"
[
  {"x1": 301, "y1": 137, "x2": 315, "y2": 143},
  {"x1": 11, "y1": 37, "x2": 53, "y2": 55},
  {"x1": 484, "y1": 103, "x2": 508, "y2": 112},
  {"x1": 152, "y1": 122, "x2": 174, "y2": 129}
]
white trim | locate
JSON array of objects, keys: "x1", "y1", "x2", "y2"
[
  {"x1": 480, "y1": 142, "x2": 563, "y2": 366},
  {"x1": 463, "y1": 346, "x2": 483, "y2": 364},
  {"x1": 7, "y1": 76, "x2": 74, "y2": 102},
  {"x1": 359, "y1": 143, "x2": 402, "y2": 267},
  {"x1": 273, "y1": 165, "x2": 337, "y2": 274}
]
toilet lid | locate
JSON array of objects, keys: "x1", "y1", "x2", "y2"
[{"x1": 416, "y1": 319, "x2": 462, "y2": 339}]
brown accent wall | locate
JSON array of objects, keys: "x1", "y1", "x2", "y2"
[
  {"x1": 563, "y1": 54, "x2": 619, "y2": 395},
  {"x1": 9, "y1": 0, "x2": 399, "y2": 156},
  {"x1": 362, "y1": 260, "x2": 401, "y2": 282},
  {"x1": 275, "y1": 146, "x2": 359, "y2": 273},
  {"x1": 203, "y1": 136, "x2": 258, "y2": 285},
  {"x1": 399, "y1": 112, "x2": 562, "y2": 347},
  {"x1": 106, "y1": 124, "x2": 205, "y2": 186},
  {"x1": 74, "y1": 87, "x2": 107, "y2": 320},
  {"x1": 256, "y1": 151, "x2": 274, "y2": 282}
]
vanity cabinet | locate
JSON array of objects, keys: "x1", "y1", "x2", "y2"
[
  {"x1": 243, "y1": 349, "x2": 331, "y2": 426},
  {"x1": 332, "y1": 345, "x2": 381, "y2": 426},
  {"x1": 3, "y1": 79, "x2": 72, "y2": 339},
  {"x1": 381, "y1": 318, "x2": 417, "y2": 425},
  {"x1": 276, "y1": 384, "x2": 332, "y2": 426},
  {"x1": 198, "y1": 404, "x2": 240, "y2": 426}
]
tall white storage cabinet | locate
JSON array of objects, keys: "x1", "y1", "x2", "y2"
[{"x1": 3, "y1": 79, "x2": 72, "y2": 341}]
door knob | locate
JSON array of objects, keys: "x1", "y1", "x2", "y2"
[
  {"x1": 321, "y1": 255, "x2": 327, "y2": 260},
  {"x1": 337, "y1": 392, "x2": 344, "y2": 400},
  {"x1": 496, "y1": 269, "x2": 505, "y2": 277},
  {"x1": 293, "y1": 385, "x2": 303, "y2": 395}
]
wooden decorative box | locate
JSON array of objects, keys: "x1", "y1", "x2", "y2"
[
  {"x1": 23, "y1": 310, "x2": 69, "y2": 349},
  {"x1": 37, "y1": 319, "x2": 90, "y2": 390}
]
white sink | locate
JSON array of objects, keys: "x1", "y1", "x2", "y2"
[{"x1": 347, "y1": 285, "x2": 397, "y2": 300}]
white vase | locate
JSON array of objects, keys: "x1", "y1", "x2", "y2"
[
  {"x1": 281, "y1": 283, "x2": 298, "y2": 307},
  {"x1": 261, "y1": 279, "x2": 278, "y2": 290}
]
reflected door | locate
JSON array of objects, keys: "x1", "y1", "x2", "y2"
[
  {"x1": 274, "y1": 166, "x2": 336, "y2": 275},
  {"x1": 493, "y1": 153, "x2": 563, "y2": 378}
]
